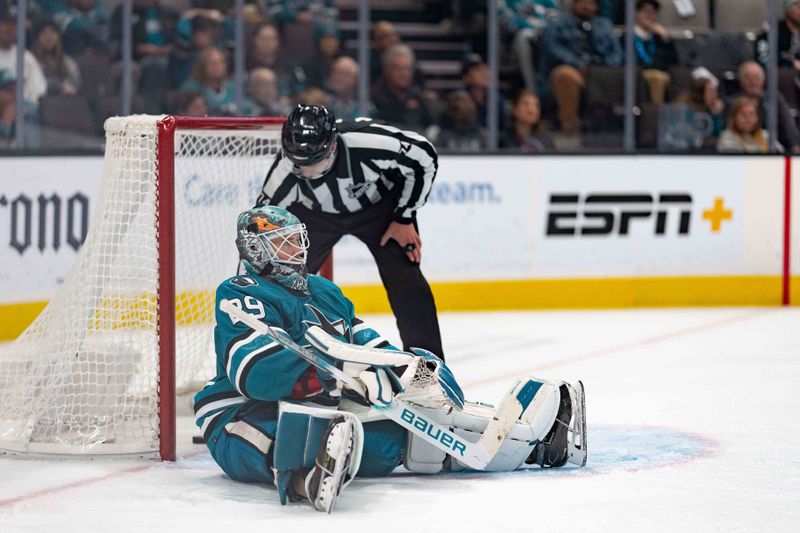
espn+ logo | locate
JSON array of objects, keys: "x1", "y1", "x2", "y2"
[{"x1": 546, "y1": 193, "x2": 692, "y2": 237}]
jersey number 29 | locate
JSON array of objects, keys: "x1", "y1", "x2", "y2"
[{"x1": 222, "y1": 297, "x2": 265, "y2": 324}]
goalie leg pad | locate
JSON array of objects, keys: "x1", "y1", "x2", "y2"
[
  {"x1": 402, "y1": 377, "x2": 563, "y2": 473},
  {"x1": 404, "y1": 429, "x2": 447, "y2": 474},
  {"x1": 273, "y1": 402, "x2": 363, "y2": 506},
  {"x1": 516, "y1": 377, "x2": 562, "y2": 441}
]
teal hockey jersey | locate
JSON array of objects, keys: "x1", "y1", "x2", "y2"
[{"x1": 193, "y1": 273, "x2": 393, "y2": 442}]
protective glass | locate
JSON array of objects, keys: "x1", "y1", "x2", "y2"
[{"x1": 258, "y1": 223, "x2": 309, "y2": 265}]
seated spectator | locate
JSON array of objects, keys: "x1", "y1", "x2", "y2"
[
  {"x1": 248, "y1": 67, "x2": 291, "y2": 116},
  {"x1": 433, "y1": 90, "x2": 487, "y2": 151},
  {"x1": 370, "y1": 20, "x2": 398, "y2": 81},
  {"x1": 265, "y1": 0, "x2": 337, "y2": 65},
  {"x1": 265, "y1": 0, "x2": 337, "y2": 33},
  {"x1": 631, "y1": 0, "x2": 676, "y2": 104},
  {"x1": 169, "y1": 15, "x2": 219, "y2": 89},
  {"x1": 597, "y1": 0, "x2": 618, "y2": 22},
  {"x1": 181, "y1": 47, "x2": 251, "y2": 115},
  {"x1": 369, "y1": 20, "x2": 426, "y2": 89},
  {"x1": 755, "y1": 0, "x2": 800, "y2": 69},
  {"x1": 325, "y1": 56, "x2": 374, "y2": 120},
  {"x1": 110, "y1": 0, "x2": 177, "y2": 105},
  {"x1": 500, "y1": 89, "x2": 553, "y2": 151},
  {"x1": 173, "y1": 2, "x2": 260, "y2": 51},
  {"x1": 538, "y1": 0, "x2": 623, "y2": 134},
  {"x1": 246, "y1": 23, "x2": 281, "y2": 71},
  {"x1": 294, "y1": 86, "x2": 328, "y2": 107},
  {"x1": 299, "y1": 26, "x2": 341, "y2": 89},
  {"x1": 50, "y1": 0, "x2": 110, "y2": 55},
  {"x1": 174, "y1": 6, "x2": 224, "y2": 47},
  {"x1": 1, "y1": 0, "x2": 47, "y2": 31},
  {"x1": 0, "y1": 68, "x2": 41, "y2": 147},
  {"x1": 755, "y1": 0, "x2": 800, "y2": 107},
  {"x1": 717, "y1": 96, "x2": 770, "y2": 153},
  {"x1": 177, "y1": 90, "x2": 208, "y2": 115},
  {"x1": 0, "y1": 11, "x2": 47, "y2": 108},
  {"x1": 111, "y1": 0, "x2": 177, "y2": 62},
  {"x1": 372, "y1": 44, "x2": 433, "y2": 134},
  {"x1": 498, "y1": 0, "x2": 561, "y2": 92},
  {"x1": 244, "y1": 2, "x2": 265, "y2": 24},
  {"x1": 461, "y1": 53, "x2": 507, "y2": 130},
  {"x1": 32, "y1": 21, "x2": 81, "y2": 96},
  {"x1": 728, "y1": 61, "x2": 799, "y2": 152},
  {"x1": 0, "y1": 68, "x2": 14, "y2": 146},
  {"x1": 247, "y1": 23, "x2": 300, "y2": 97},
  {"x1": 674, "y1": 67, "x2": 725, "y2": 143}
]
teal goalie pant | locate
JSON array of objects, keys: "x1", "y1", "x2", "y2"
[{"x1": 206, "y1": 405, "x2": 406, "y2": 483}]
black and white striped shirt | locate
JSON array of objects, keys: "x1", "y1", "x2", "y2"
[{"x1": 256, "y1": 119, "x2": 438, "y2": 224}]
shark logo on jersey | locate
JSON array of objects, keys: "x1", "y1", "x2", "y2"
[{"x1": 303, "y1": 304, "x2": 352, "y2": 342}]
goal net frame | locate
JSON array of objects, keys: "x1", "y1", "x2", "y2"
[{"x1": 0, "y1": 115, "x2": 296, "y2": 461}]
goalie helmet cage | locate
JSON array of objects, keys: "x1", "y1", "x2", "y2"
[{"x1": 0, "y1": 115, "x2": 288, "y2": 461}]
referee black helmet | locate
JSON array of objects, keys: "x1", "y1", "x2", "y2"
[{"x1": 281, "y1": 104, "x2": 337, "y2": 167}]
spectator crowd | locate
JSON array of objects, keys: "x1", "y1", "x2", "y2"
[{"x1": 0, "y1": 0, "x2": 796, "y2": 154}]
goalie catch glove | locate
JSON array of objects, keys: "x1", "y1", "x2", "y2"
[{"x1": 396, "y1": 348, "x2": 464, "y2": 411}]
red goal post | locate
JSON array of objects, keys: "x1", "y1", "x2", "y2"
[
  {"x1": 156, "y1": 116, "x2": 284, "y2": 460},
  {"x1": 0, "y1": 115, "x2": 331, "y2": 461}
]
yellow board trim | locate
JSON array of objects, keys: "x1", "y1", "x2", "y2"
[
  {"x1": 0, "y1": 275, "x2": 790, "y2": 341},
  {"x1": 341, "y1": 275, "x2": 785, "y2": 314},
  {"x1": 0, "y1": 301, "x2": 48, "y2": 341}
]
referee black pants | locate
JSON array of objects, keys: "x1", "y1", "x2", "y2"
[{"x1": 288, "y1": 197, "x2": 444, "y2": 359}]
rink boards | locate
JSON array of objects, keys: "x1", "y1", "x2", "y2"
[{"x1": 0, "y1": 154, "x2": 798, "y2": 339}]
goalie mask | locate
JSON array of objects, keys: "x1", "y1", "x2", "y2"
[{"x1": 236, "y1": 206, "x2": 310, "y2": 294}]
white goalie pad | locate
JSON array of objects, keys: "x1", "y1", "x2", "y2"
[
  {"x1": 277, "y1": 401, "x2": 364, "y2": 486},
  {"x1": 403, "y1": 377, "x2": 562, "y2": 473}
]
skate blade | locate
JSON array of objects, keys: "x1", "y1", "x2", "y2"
[
  {"x1": 317, "y1": 420, "x2": 355, "y2": 514},
  {"x1": 567, "y1": 381, "x2": 587, "y2": 467}
]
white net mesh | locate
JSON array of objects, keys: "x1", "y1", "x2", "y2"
[{"x1": 0, "y1": 115, "x2": 282, "y2": 456}]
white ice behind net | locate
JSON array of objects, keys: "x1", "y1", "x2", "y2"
[{"x1": 0, "y1": 116, "x2": 281, "y2": 456}]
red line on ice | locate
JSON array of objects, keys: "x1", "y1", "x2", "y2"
[
  {"x1": 463, "y1": 309, "x2": 767, "y2": 388},
  {"x1": 0, "y1": 449, "x2": 207, "y2": 508}
]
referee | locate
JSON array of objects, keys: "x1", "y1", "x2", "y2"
[{"x1": 256, "y1": 104, "x2": 444, "y2": 358}]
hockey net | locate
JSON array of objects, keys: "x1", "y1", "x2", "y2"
[{"x1": 0, "y1": 115, "x2": 284, "y2": 459}]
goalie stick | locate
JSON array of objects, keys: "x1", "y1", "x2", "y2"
[
  {"x1": 219, "y1": 299, "x2": 535, "y2": 470},
  {"x1": 303, "y1": 325, "x2": 539, "y2": 461}
]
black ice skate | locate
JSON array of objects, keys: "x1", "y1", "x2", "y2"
[
  {"x1": 527, "y1": 381, "x2": 587, "y2": 468},
  {"x1": 305, "y1": 414, "x2": 357, "y2": 513}
]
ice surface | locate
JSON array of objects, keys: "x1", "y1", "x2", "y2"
[{"x1": 1, "y1": 308, "x2": 798, "y2": 532}]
